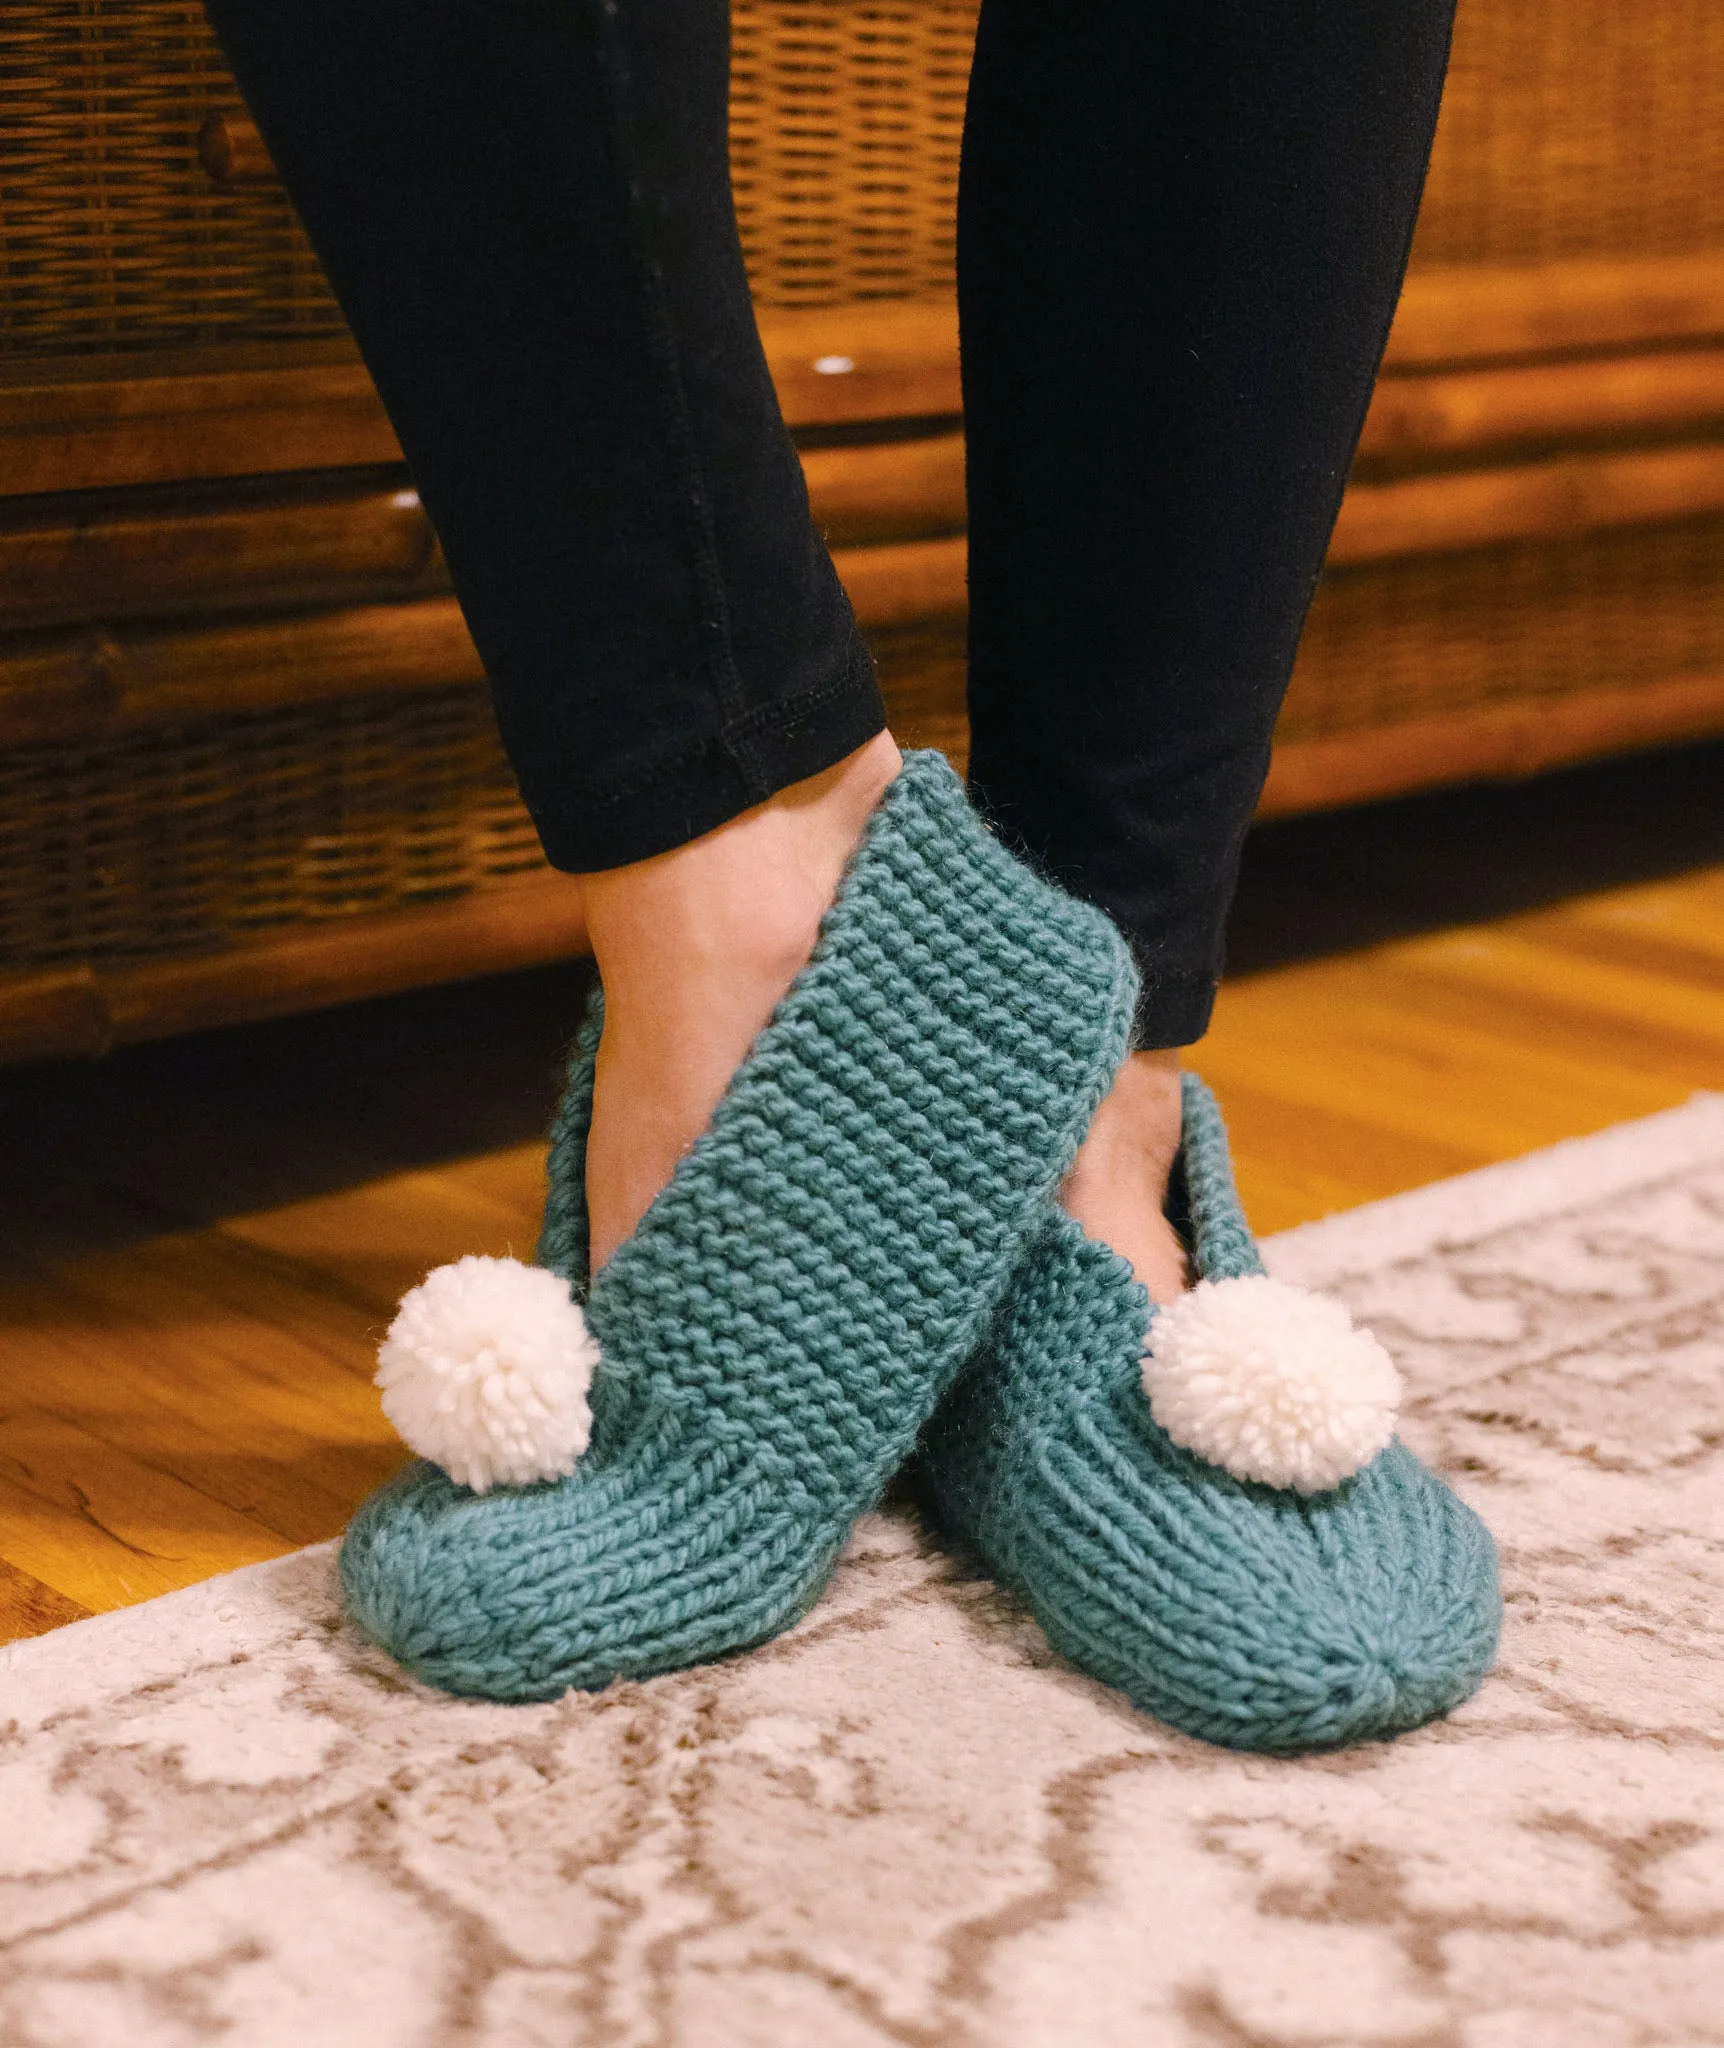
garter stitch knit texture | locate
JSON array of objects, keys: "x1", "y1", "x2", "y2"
[
  {"x1": 916, "y1": 1074, "x2": 1502, "y2": 1753},
  {"x1": 341, "y1": 751, "x2": 1138, "y2": 1699}
]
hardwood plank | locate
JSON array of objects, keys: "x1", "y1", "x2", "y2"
[
  {"x1": 221, "y1": 1146, "x2": 548, "y2": 1314},
  {"x1": 2, "y1": 1242, "x2": 405, "y2": 1545},
  {"x1": 1372, "y1": 924, "x2": 1724, "y2": 1065},
  {"x1": 1202, "y1": 954, "x2": 1690, "y2": 1165},
  {"x1": 0, "y1": 1555, "x2": 91, "y2": 1643},
  {"x1": 1541, "y1": 872, "x2": 1724, "y2": 977},
  {"x1": 1179, "y1": 1073, "x2": 1482, "y2": 1239},
  {"x1": 0, "y1": 1408, "x2": 294, "y2": 1613},
  {"x1": 1203, "y1": 886, "x2": 1724, "y2": 1237},
  {"x1": 428, "y1": 1141, "x2": 552, "y2": 1225}
]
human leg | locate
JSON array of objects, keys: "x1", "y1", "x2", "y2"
[
  {"x1": 201, "y1": 0, "x2": 901, "y2": 1257},
  {"x1": 958, "y1": 0, "x2": 1458, "y2": 1297},
  {"x1": 917, "y1": 0, "x2": 1500, "y2": 1754},
  {"x1": 201, "y1": 0, "x2": 885, "y2": 872},
  {"x1": 204, "y1": 0, "x2": 1144, "y2": 1695}
]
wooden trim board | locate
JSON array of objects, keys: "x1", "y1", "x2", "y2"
[
  {"x1": 1260, "y1": 668, "x2": 1724, "y2": 817},
  {"x1": 3, "y1": 419, "x2": 1719, "y2": 651},
  {"x1": 0, "y1": 597, "x2": 485, "y2": 746},
  {"x1": 1355, "y1": 348, "x2": 1724, "y2": 467},
  {"x1": 1331, "y1": 439, "x2": 1724, "y2": 562},
  {"x1": 8, "y1": 432, "x2": 1724, "y2": 743},
  {"x1": 8, "y1": 668, "x2": 1724, "y2": 1062},
  {"x1": 0, "y1": 472, "x2": 442, "y2": 630},
  {"x1": 0, "y1": 870, "x2": 589, "y2": 1063},
  {"x1": 5, "y1": 254, "x2": 1723, "y2": 499},
  {"x1": 1385, "y1": 255, "x2": 1724, "y2": 369}
]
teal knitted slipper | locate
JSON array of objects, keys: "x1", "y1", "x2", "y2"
[
  {"x1": 339, "y1": 751, "x2": 1137, "y2": 1700},
  {"x1": 916, "y1": 1074, "x2": 1502, "y2": 1753}
]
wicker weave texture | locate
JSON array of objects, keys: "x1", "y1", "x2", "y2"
[
  {"x1": 7, "y1": 0, "x2": 1724, "y2": 359},
  {"x1": 0, "y1": 0, "x2": 978, "y2": 358},
  {"x1": 881, "y1": 517, "x2": 1724, "y2": 760},
  {"x1": 1284, "y1": 516, "x2": 1724, "y2": 740},
  {"x1": 0, "y1": 689, "x2": 545, "y2": 967},
  {"x1": 6, "y1": 1, "x2": 1724, "y2": 982},
  {"x1": 1413, "y1": 0, "x2": 1724, "y2": 266},
  {"x1": 10, "y1": 508, "x2": 1723, "y2": 971},
  {"x1": 731, "y1": 2, "x2": 972, "y2": 307},
  {"x1": 0, "y1": 2, "x2": 337, "y2": 357}
]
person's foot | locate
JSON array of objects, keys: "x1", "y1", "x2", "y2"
[
  {"x1": 1059, "y1": 1048, "x2": 1192, "y2": 1305},
  {"x1": 347, "y1": 749, "x2": 1142, "y2": 1700},
  {"x1": 578, "y1": 730, "x2": 902, "y2": 1272},
  {"x1": 915, "y1": 1070, "x2": 1499, "y2": 1753}
]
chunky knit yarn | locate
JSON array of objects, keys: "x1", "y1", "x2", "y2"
[
  {"x1": 341, "y1": 751, "x2": 1138, "y2": 1699},
  {"x1": 1173, "y1": 1071, "x2": 1265, "y2": 1282},
  {"x1": 916, "y1": 1074, "x2": 1502, "y2": 1753}
]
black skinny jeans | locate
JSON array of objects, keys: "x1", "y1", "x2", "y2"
[{"x1": 202, "y1": 0, "x2": 1454, "y2": 1047}]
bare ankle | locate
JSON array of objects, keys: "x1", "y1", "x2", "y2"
[
  {"x1": 578, "y1": 731, "x2": 900, "y2": 1001},
  {"x1": 579, "y1": 732, "x2": 901, "y2": 1269},
  {"x1": 1061, "y1": 1047, "x2": 1192, "y2": 1305}
]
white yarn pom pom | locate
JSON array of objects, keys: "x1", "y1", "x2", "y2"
[
  {"x1": 376, "y1": 1255, "x2": 599, "y2": 1494},
  {"x1": 1143, "y1": 1275, "x2": 1401, "y2": 1495}
]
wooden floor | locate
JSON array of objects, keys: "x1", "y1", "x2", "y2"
[{"x1": 4, "y1": 742, "x2": 1723, "y2": 1646}]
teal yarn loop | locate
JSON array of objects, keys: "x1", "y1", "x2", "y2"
[
  {"x1": 917, "y1": 1074, "x2": 1502, "y2": 1753},
  {"x1": 341, "y1": 751, "x2": 1139, "y2": 1699},
  {"x1": 1174, "y1": 1071, "x2": 1266, "y2": 1282}
]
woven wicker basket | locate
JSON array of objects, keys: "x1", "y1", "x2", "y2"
[
  {"x1": 3, "y1": 0, "x2": 1723, "y2": 1056},
  {"x1": 10, "y1": 0, "x2": 1722, "y2": 346}
]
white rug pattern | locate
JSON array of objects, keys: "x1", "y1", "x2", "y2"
[{"x1": 3, "y1": 1098, "x2": 1724, "y2": 2047}]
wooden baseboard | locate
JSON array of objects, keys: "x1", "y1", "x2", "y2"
[
  {"x1": 7, "y1": 667, "x2": 1723, "y2": 1063},
  {"x1": 1260, "y1": 669, "x2": 1724, "y2": 817},
  {"x1": 0, "y1": 871, "x2": 589, "y2": 1064}
]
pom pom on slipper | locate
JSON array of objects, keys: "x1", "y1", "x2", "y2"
[
  {"x1": 1143, "y1": 1274, "x2": 1401, "y2": 1495},
  {"x1": 376, "y1": 1255, "x2": 599, "y2": 1495},
  {"x1": 915, "y1": 1071, "x2": 1501, "y2": 1754},
  {"x1": 339, "y1": 751, "x2": 1140, "y2": 1700}
]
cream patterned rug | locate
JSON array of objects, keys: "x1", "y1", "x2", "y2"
[{"x1": 4, "y1": 1098, "x2": 1724, "y2": 2048}]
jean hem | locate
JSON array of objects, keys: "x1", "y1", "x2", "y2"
[
  {"x1": 526, "y1": 653, "x2": 888, "y2": 872},
  {"x1": 1128, "y1": 969, "x2": 1219, "y2": 1051}
]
